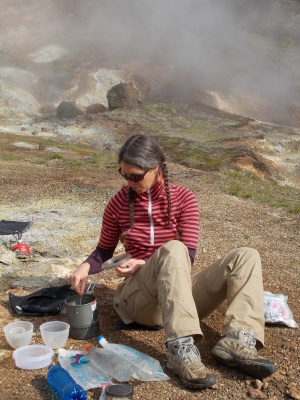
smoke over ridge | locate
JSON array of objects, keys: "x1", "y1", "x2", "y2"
[{"x1": 1, "y1": 0, "x2": 299, "y2": 124}]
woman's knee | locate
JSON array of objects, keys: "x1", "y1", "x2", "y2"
[
  {"x1": 228, "y1": 247, "x2": 262, "y2": 276},
  {"x1": 155, "y1": 240, "x2": 190, "y2": 272},
  {"x1": 163, "y1": 240, "x2": 188, "y2": 254},
  {"x1": 235, "y1": 247, "x2": 260, "y2": 259}
]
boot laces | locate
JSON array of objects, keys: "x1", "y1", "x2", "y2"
[
  {"x1": 243, "y1": 331, "x2": 256, "y2": 349},
  {"x1": 177, "y1": 342, "x2": 202, "y2": 367}
]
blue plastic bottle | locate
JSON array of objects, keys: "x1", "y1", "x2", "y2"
[{"x1": 47, "y1": 364, "x2": 87, "y2": 400}]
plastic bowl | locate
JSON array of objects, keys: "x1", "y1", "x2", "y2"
[
  {"x1": 13, "y1": 344, "x2": 53, "y2": 370},
  {"x1": 3, "y1": 321, "x2": 34, "y2": 349},
  {"x1": 40, "y1": 321, "x2": 70, "y2": 349}
]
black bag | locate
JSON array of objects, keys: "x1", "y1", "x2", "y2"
[
  {"x1": 0, "y1": 220, "x2": 33, "y2": 236},
  {"x1": 9, "y1": 284, "x2": 76, "y2": 316}
]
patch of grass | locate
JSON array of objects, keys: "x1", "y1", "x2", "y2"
[
  {"x1": 148, "y1": 102, "x2": 175, "y2": 113},
  {"x1": 217, "y1": 171, "x2": 300, "y2": 213},
  {"x1": 34, "y1": 151, "x2": 115, "y2": 168},
  {"x1": 179, "y1": 152, "x2": 223, "y2": 170},
  {"x1": 145, "y1": 102, "x2": 190, "y2": 115},
  {"x1": 35, "y1": 154, "x2": 65, "y2": 165},
  {"x1": 289, "y1": 204, "x2": 300, "y2": 213},
  {"x1": 154, "y1": 135, "x2": 231, "y2": 171},
  {"x1": 87, "y1": 152, "x2": 116, "y2": 166},
  {"x1": 0, "y1": 154, "x2": 23, "y2": 161},
  {"x1": 227, "y1": 183, "x2": 243, "y2": 196}
]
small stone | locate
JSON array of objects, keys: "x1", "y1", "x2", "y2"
[
  {"x1": 286, "y1": 385, "x2": 300, "y2": 400},
  {"x1": 271, "y1": 370, "x2": 286, "y2": 381},
  {"x1": 262, "y1": 382, "x2": 269, "y2": 390},
  {"x1": 253, "y1": 379, "x2": 264, "y2": 390},
  {"x1": 248, "y1": 388, "x2": 267, "y2": 398}
]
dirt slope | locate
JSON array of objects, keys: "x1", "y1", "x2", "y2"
[{"x1": 0, "y1": 133, "x2": 299, "y2": 400}]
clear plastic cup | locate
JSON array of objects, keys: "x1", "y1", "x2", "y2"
[
  {"x1": 4, "y1": 321, "x2": 34, "y2": 349},
  {"x1": 39, "y1": 321, "x2": 70, "y2": 349}
]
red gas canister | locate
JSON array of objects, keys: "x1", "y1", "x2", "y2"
[{"x1": 12, "y1": 241, "x2": 31, "y2": 254}]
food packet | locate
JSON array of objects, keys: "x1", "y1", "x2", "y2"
[{"x1": 264, "y1": 291, "x2": 299, "y2": 328}]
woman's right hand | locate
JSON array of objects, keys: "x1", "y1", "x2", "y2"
[{"x1": 69, "y1": 262, "x2": 90, "y2": 295}]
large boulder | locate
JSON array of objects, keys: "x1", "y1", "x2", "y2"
[
  {"x1": 85, "y1": 103, "x2": 107, "y2": 115},
  {"x1": 107, "y1": 82, "x2": 140, "y2": 110},
  {"x1": 56, "y1": 101, "x2": 82, "y2": 119},
  {"x1": 72, "y1": 68, "x2": 131, "y2": 109}
]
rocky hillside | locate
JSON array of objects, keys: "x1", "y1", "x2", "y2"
[
  {"x1": 0, "y1": 135, "x2": 299, "y2": 400},
  {"x1": 0, "y1": 3, "x2": 300, "y2": 398},
  {"x1": 0, "y1": 0, "x2": 300, "y2": 189}
]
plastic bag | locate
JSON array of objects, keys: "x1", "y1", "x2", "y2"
[
  {"x1": 98, "y1": 335, "x2": 170, "y2": 381},
  {"x1": 264, "y1": 291, "x2": 298, "y2": 328},
  {"x1": 58, "y1": 348, "x2": 112, "y2": 391}
]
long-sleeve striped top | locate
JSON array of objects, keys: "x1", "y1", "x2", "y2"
[{"x1": 86, "y1": 179, "x2": 199, "y2": 274}]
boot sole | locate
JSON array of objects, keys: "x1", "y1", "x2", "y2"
[{"x1": 212, "y1": 346, "x2": 276, "y2": 379}]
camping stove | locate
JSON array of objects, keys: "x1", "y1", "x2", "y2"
[{"x1": 12, "y1": 240, "x2": 31, "y2": 255}]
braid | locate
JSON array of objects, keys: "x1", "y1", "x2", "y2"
[
  {"x1": 128, "y1": 187, "x2": 135, "y2": 229},
  {"x1": 162, "y1": 163, "x2": 172, "y2": 225}
]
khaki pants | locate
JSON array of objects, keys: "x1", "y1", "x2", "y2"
[{"x1": 113, "y1": 240, "x2": 265, "y2": 345}]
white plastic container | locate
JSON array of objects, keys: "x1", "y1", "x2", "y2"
[
  {"x1": 40, "y1": 321, "x2": 70, "y2": 349},
  {"x1": 3, "y1": 321, "x2": 34, "y2": 349},
  {"x1": 13, "y1": 344, "x2": 54, "y2": 369}
]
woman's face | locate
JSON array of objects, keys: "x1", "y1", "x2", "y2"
[{"x1": 119, "y1": 161, "x2": 161, "y2": 193}]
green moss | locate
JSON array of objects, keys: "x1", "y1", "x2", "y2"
[
  {"x1": 218, "y1": 171, "x2": 300, "y2": 213},
  {"x1": 0, "y1": 154, "x2": 22, "y2": 161}
]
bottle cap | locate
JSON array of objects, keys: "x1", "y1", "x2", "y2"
[{"x1": 84, "y1": 344, "x2": 92, "y2": 352}]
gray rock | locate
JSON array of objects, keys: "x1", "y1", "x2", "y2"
[
  {"x1": 107, "y1": 82, "x2": 140, "y2": 110},
  {"x1": 56, "y1": 102, "x2": 82, "y2": 119}
]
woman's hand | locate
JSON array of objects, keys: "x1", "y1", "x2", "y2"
[
  {"x1": 115, "y1": 258, "x2": 145, "y2": 278},
  {"x1": 69, "y1": 262, "x2": 90, "y2": 295}
]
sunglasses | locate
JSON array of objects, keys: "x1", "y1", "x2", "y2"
[{"x1": 118, "y1": 167, "x2": 149, "y2": 182}]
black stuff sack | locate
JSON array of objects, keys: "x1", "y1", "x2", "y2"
[{"x1": 9, "y1": 284, "x2": 76, "y2": 316}]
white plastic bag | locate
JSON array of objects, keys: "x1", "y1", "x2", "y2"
[
  {"x1": 58, "y1": 348, "x2": 112, "y2": 391},
  {"x1": 264, "y1": 291, "x2": 298, "y2": 328}
]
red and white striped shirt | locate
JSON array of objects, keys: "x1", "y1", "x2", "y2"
[{"x1": 87, "y1": 179, "x2": 199, "y2": 274}]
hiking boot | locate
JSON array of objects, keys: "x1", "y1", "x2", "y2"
[
  {"x1": 167, "y1": 337, "x2": 216, "y2": 389},
  {"x1": 211, "y1": 330, "x2": 276, "y2": 379}
]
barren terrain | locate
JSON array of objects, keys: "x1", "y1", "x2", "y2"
[{"x1": 0, "y1": 124, "x2": 299, "y2": 400}]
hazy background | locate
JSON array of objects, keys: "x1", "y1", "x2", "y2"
[{"x1": 0, "y1": 0, "x2": 299, "y2": 124}]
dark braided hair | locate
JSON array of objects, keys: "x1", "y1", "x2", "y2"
[{"x1": 118, "y1": 134, "x2": 172, "y2": 229}]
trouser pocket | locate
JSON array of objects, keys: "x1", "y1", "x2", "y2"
[{"x1": 114, "y1": 276, "x2": 162, "y2": 326}]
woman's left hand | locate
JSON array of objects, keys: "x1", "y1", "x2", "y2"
[{"x1": 115, "y1": 258, "x2": 145, "y2": 278}]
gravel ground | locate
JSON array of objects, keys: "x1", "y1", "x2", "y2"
[{"x1": 0, "y1": 145, "x2": 299, "y2": 399}]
